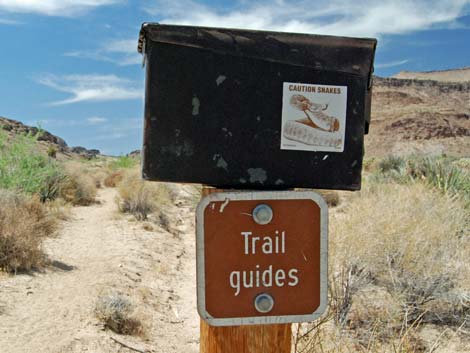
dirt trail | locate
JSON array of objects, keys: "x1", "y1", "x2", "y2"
[{"x1": 0, "y1": 187, "x2": 200, "y2": 353}]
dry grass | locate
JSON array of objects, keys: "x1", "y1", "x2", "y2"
[
  {"x1": 95, "y1": 293, "x2": 144, "y2": 336},
  {"x1": 333, "y1": 182, "x2": 468, "y2": 328},
  {"x1": 0, "y1": 189, "x2": 57, "y2": 273},
  {"x1": 117, "y1": 169, "x2": 172, "y2": 221},
  {"x1": 331, "y1": 183, "x2": 468, "y2": 326},
  {"x1": 90, "y1": 169, "x2": 108, "y2": 189},
  {"x1": 104, "y1": 171, "x2": 124, "y2": 188},
  {"x1": 59, "y1": 162, "x2": 97, "y2": 206},
  {"x1": 294, "y1": 316, "x2": 428, "y2": 353},
  {"x1": 45, "y1": 198, "x2": 72, "y2": 221},
  {"x1": 297, "y1": 181, "x2": 469, "y2": 352}
]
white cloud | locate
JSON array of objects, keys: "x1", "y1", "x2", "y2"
[
  {"x1": 36, "y1": 74, "x2": 142, "y2": 105},
  {"x1": 0, "y1": 0, "x2": 120, "y2": 16},
  {"x1": 375, "y1": 59, "x2": 409, "y2": 69},
  {"x1": 93, "y1": 118, "x2": 142, "y2": 140},
  {"x1": 87, "y1": 116, "x2": 108, "y2": 125},
  {"x1": 64, "y1": 39, "x2": 141, "y2": 66},
  {"x1": 103, "y1": 39, "x2": 136, "y2": 54},
  {"x1": 144, "y1": 0, "x2": 470, "y2": 38},
  {"x1": 29, "y1": 117, "x2": 94, "y2": 127},
  {"x1": 0, "y1": 17, "x2": 21, "y2": 24}
]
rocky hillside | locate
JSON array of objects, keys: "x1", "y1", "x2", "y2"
[
  {"x1": 0, "y1": 116, "x2": 100, "y2": 159},
  {"x1": 365, "y1": 71, "x2": 469, "y2": 157}
]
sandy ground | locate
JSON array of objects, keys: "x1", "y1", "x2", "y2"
[{"x1": 0, "y1": 187, "x2": 200, "y2": 353}]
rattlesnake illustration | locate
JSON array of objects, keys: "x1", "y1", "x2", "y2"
[
  {"x1": 289, "y1": 94, "x2": 339, "y2": 132},
  {"x1": 284, "y1": 94, "x2": 342, "y2": 148}
]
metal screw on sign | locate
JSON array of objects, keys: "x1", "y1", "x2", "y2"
[
  {"x1": 254, "y1": 293, "x2": 275, "y2": 313},
  {"x1": 252, "y1": 204, "x2": 273, "y2": 225}
]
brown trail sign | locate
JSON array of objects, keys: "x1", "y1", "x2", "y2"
[
  {"x1": 196, "y1": 191, "x2": 328, "y2": 326},
  {"x1": 198, "y1": 188, "x2": 293, "y2": 353}
]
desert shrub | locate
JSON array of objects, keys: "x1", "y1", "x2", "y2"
[
  {"x1": 370, "y1": 156, "x2": 470, "y2": 206},
  {"x1": 59, "y1": 163, "x2": 97, "y2": 205},
  {"x1": 406, "y1": 156, "x2": 469, "y2": 204},
  {"x1": 95, "y1": 293, "x2": 143, "y2": 335},
  {"x1": 109, "y1": 155, "x2": 137, "y2": 170},
  {"x1": 0, "y1": 131, "x2": 63, "y2": 198},
  {"x1": 362, "y1": 157, "x2": 377, "y2": 172},
  {"x1": 372, "y1": 156, "x2": 470, "y2": 195},
  {"x1": 46, "y1": 198, "x2": 71, "y2": 221},
  {"x1": 330, "y1": 183, "x2": 469, "y2": 328},
  {"x1": 378, "y1": 155, "x2": 406, "y2": 174},
  {"x1": 296, "y1": 183, "x2": 468, "y2": 352},
  {"x1": 0, "y1": 189, "x2": 57, "y2": 273},
  {"x1": 89, "y1": 169, "x2": 108, "y2": 189},
  {"x1": 117, "y1": 170, "x2": 171, "y2": 221},
  {"x1": 104, "y1": 171, "x2": 124, "y2": 188},
  {"x1": 47, "y1": 146, "x2": 57, "y2": 158},
  {"x1": 38, "y1": 169, "x2": 66, "y2": 202},
  {"x1": 452, "y1": 157, "x2": 470, "y2": 172},
  {"x1": 73, "y1": 159, "x2": 111, "y2": 189}
]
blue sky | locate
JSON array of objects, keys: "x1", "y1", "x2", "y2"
[{"x1": 0, "y1": 0, "x2": 469, "y2": 155}]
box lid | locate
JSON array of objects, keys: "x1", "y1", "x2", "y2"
[{"x1": 138, "y1": 23, "x2": 376, "y2": 79}]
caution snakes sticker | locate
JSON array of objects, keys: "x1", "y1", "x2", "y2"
[{"x1": 281, "y1": 82, "x2": 347, "y2": 152}]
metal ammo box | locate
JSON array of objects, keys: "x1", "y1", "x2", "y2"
[{"x1": 138, "y1": 23, "x2": 376, "y2": 190}]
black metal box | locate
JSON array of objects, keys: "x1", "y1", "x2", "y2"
[{"x1": 138, "y1": 23, "x2": 376, "y2": 190}]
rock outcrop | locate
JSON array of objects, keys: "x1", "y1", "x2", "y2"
[
  {"x1": 70, "y1": 147, "x2": 100, "y2": 159},
  {"x1": 374, "y1": 76, "x2": 470, "y2": 93},
  {"x1": 0, "y1": 116, "x2": 100, "y2": 158},
  {"x1": 1, "y1": 116, "x2": 68, "y2": 150}
]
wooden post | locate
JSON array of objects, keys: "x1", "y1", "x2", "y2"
[
  {"x1": 200, "y1": 187, "x2": 292, "y2": 353},
  {"x1": 200, "y1": 320, "x2": 291, "y2": 353}
]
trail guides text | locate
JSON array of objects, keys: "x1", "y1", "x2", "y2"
[
  {"x1": 281, "y1": 82, "x2": 347, "y2": 153},
  {"x1": 229, "y1": 230, "x2": 299, "y2": 296}
]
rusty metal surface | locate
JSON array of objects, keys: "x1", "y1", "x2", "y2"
[
  {"x1": 139, "y1": 23, "x2": 376, "y2": 78},
  {"x1": 139, "y1": 24, "x2": 377, "y2": 190}
]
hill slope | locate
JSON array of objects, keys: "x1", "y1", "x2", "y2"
[
  {"x1": 0, "y1": 116, "x2": 100, "y2": 159},
  {"x1": 365, "y1": 72, "x2": 469, "y2": 157},
  {"x1": 393, "y1": 67, "x2": 470, "y2": 82}
]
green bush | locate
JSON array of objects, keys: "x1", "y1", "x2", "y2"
[
  {"x1": 47, "y1": 145, "x2": 57, "y2": 158},
  {"x1": 370, "y1": 155, "x2": 469, "y2": 205},
  {"x1": 407, "y1": 157, "x2": 469, "y2": 203},
  {"x1": 0, "y1": 131, "x2": 64, "y2": 200},
  {"x1": 378, "y1": 155, "x2": 406, "y2": 174},
  {"x1": 109, "y1": 155, "x2": 137, "y2": 170}
]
